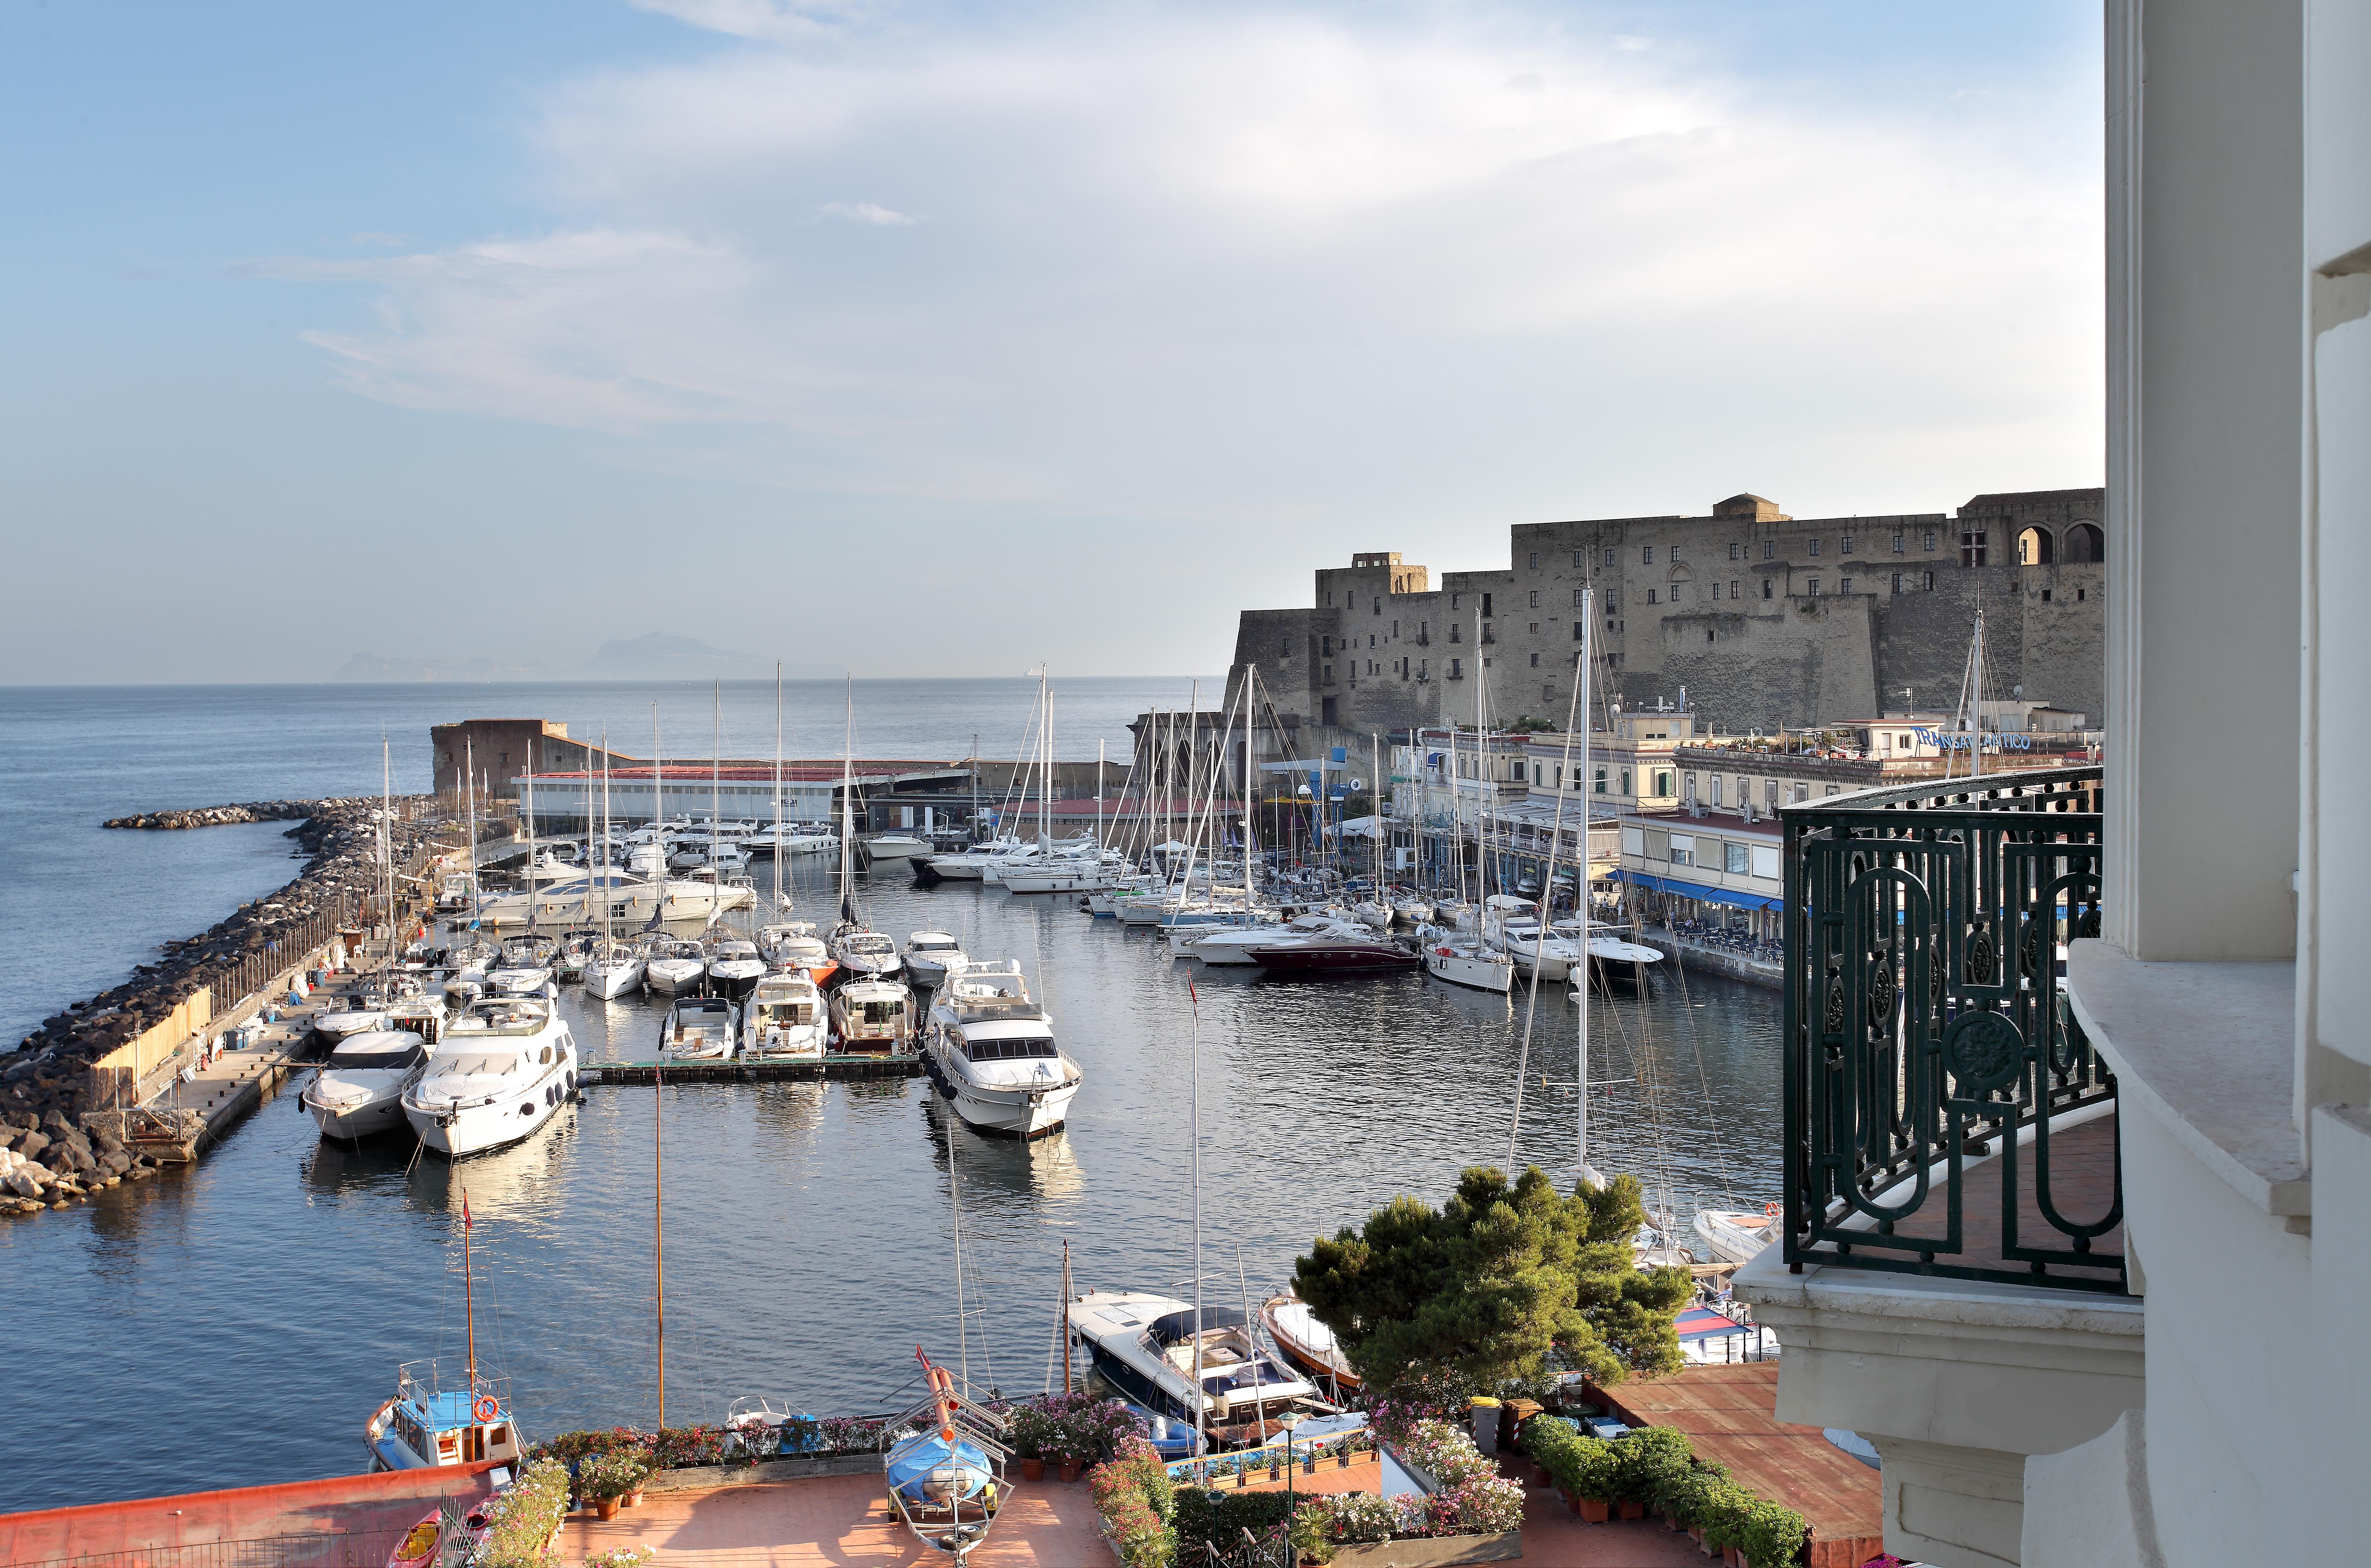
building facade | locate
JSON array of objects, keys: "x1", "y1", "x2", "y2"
[{"x1": 1232, "y1": 488, "x2": 2106, "y2": 738}]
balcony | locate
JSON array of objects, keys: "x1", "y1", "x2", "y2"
[{"x1": 1736, "y1": 766, "x2": 2142, "y2": 1568}]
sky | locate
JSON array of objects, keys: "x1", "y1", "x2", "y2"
[{"x1": 0, "y1": 1, "x2": 2103, "y2": 684}]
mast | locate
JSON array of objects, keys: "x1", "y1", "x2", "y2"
[
  {"x1": 1188, "y1": 977, "x2": 1205, "y2": 1454},
  {"x1": 1096, "y1": 737, "x2": 1105, "y2": 851},
  {"x1": 381, "y1": 738, "x2": 394, "y2": 961},
  {"x1": 712, "y1": 680, "x2": 722, "y2": 880},
  {"x1": 524, "y1": 759, "x2": 537, "y2": 948},
  {"x1": 1577, "y1": 601, "x2": 1594, "y2": 1183},
  {"x1": 1372, "y1": 732, "x2": 1383, "y2": 894},
  {"x1": 1061, "y1": 1239, "x2": 1073, "y2": 1395},
  {"x1": 601, "y1": 736, "x2": 613, "y2": 950},
  {"x1": 462, "y1": 1190, "x2": 477, "y2": 1392},
  {"x1": 774, "y1": 662, "x2": 785, "y2": 906},
  {"x1": 1234, "y1": 1243, "x2": 1267, "y2": 1433},
  {"x1": 656, "y1": 1042, "x2": 666, "y2": 1429},
  {"x1": 1040, "y1": 667, "x2": 1052, "y2": 849},
  {"x1": 947, "y1": 1104, "x2": 968, "y2": 1388},
  {"x1": 651, "y1": 703, "x2": 663, "y2": 923},
  {"x1": 1244, "y1": 674, "x2": 1257, "y2": 912},
  {"x1": 839, "y1": 679, "x2": 858, "y2": 929}
]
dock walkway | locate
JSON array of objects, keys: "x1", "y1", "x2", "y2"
[{"x1": 585, "y1": 1054, "x2": 922, "y2": 1086}]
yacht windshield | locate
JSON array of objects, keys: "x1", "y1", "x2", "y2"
[{"x1": 329, "y1": 1041, "x2": 425, "y2": 1069}]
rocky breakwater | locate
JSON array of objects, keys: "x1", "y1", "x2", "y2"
[
  {"x1": 0, "y1": 1111, "x2": 157, "y2": 1214},
  {"x1": 3, "y1": 796, "x2": 446, "y2": 1134},
  {"x1": 103, "y1": 800, "x2": 324, "y2": 830}
]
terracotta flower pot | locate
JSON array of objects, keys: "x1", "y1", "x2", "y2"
[
  {"x1": 1579, "y1": 1498, "x2": 1612, "y2": 1523},
  {"x1": 1618, "y1": 1498, "x2": 1647, "y2": 1520},
  {"x1": 1722, "y1": 1547, "x2": 1743, "y2": 1568},
  {"x1": 1022, "y1": 1458, "x2": 1046, "y2": 1482},
  {"x1": 625, "y1": 1489, "x2": 644, "y2": 1507},
  {"x1": 1058, "y1": 1458, "x2": 1083, "y2": 1483},
  {"x1": 596, "y1": 1498, "x2": 620, "y2": 1522}
]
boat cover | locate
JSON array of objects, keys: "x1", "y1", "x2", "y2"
[{"x1": 886, "y1": 1432, "x2": 993, "y2": 1504}]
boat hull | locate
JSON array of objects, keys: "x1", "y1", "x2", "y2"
[
  {"x1": 645, "y1": 959, "x2": 706, "y2": 994},
  {"x1": 306, "y1": 1092, "x2": 409, "y2": 1141},
  {"x1": 1424, "y1": 950, "x2": 1514, "y2": 993},
  {"x1": 927, "y1": 1060, "x2": 1079, "y2": 1138},
  {"x1": 584, "y1": 959, "x2": 645, "y2": 999},
  {"x1": 1254, "y1": 945, "x2": 1418, "y2": 973}
]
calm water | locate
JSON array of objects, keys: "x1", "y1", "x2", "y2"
[{"x1": 0, "y1": 683, "x2": 1782, "y2": 1514}]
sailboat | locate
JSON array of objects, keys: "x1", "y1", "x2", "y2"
[
  {"x1": 1423, "y1": 638, "x2": 1516, "y2": 994},
  {"x1": 884, "y1": 1353, "x2": 1012, "y2": 1557},
  {"x1": 828, "y1": 682, "x2": 906, "y2": 984},
  {"x1": 585, "y1": 735, "x2": 648, "y2": 999},
  {"x1": 366, "y1": 1193, "x2": 524, "y2": 1470}
]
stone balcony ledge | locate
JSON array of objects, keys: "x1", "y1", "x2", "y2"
[{"x1": 2063, "y1": 942, "x2": 2307, "y2": 1217}]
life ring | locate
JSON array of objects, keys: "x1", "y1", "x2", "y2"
[
  {"x1": 473, "y1": 1395, "x2": 500, "y2": 1423},
  {"x1": 1764, "y1": 1201, "x2": 1781, "y2": 1220}
]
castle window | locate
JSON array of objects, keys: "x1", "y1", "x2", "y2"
[
  {"x1": 1528, "y1": 590, "x2": 1539, "y2": 608},
  {"x1": 2017, "y1": 526, "x2": 2055, "y2": 564},
  {"x1": 1573, "y1": 550, "x2": 1585, "y2": 567},
  {"x1": 1961, "y1": 530, "x2": 1987, "y2": 566},
  {"x1": 1573, "y1": 621, "x2": 1585, "y2": 641},
  {"x1": 2042, "y1": 588, "x2": 2053, "y2": 601},
  {"x1": 1573, "y1": 588, "x2": 1585, "y2": 607},
  {"x1": 1643, "y1": 546, "x2": 1655, "y2": 564},
  {"x1": 1761, "y1": 579, "x2": 1773, "y2": 600},
  {"x1": 1528, "y1": 551, "x2": 1540, "y2": 569},
  {"x1": 1451, "y1": 593, "x2": 1459, "y2": 609},
  {"x1": 1807, "y1": 538, "x2": 1821, "y2": 556},
  {"x1": 1841, "y1": 535, "x2": 1854, "y2": 555},
  {"x1": 1924, "y1": 571, "x2": 1936, "y2": 590},
  {"x1": 2067, "y1": 522, "x2": 2104, "y2": 562},
  {"x1": 1604, "y1": 548, "x2": 1616, "y2": 567},
  {"x1": 1483, "y1": 656, "x2": 1492, "y2": 668},
  {"x1": 1647, "y1": 589, "x2": 1658, "y2": 604},
  {"x1": 1730, "y1": 581, "x2": 1739, "y2": 599},
  {"x1": 1482, "y1": 592, "x2": 1493, "y2": 617},
  {"x1": 1323, "y1": 665, "x2": 1333, "y2": 683},
  {"x1": 1808, "y1": 579, "x2": 1820, "y2": 595},
  {"x1": 1839, "y1": 577, "x2": 1852, "y2": 594},
  {"x1": 1450, "y1": 624, "x2": 1461, "y2": 642},
  {"x1": 1891, "y1": 573, "x2": 1902, "y2": 592},
  {"x1": 1892, "y1": 531, "x2": 1905, "y2": 553},
  {"x1": 1530, "y1": 652, "x2": 1540, "y2": 667},
  {"x1": 2078, "y1": 587, "x2": 2087, "y2": 601},
  {"x1": 1763, "y1": 540, "x2": 1776, "y2": 559},
  {"x1": 1321, "y1": 635, "x2": 1331, "y2": 655},
  {"x1": 1924, "y1": 530, "x2": 1938, "y2": 551},
  {"x1": 1729, "y1": 542, "x2": 1741, "y2": 560},
  {"x1": 1374, "y1": 596, "x2": 1382, "y2": 614}
]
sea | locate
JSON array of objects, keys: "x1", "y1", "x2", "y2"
[{"x1": 0, "y1": 680, "x2": 1781, "y2": 1514}]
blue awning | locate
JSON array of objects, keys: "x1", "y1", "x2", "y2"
[{"x1": 1617, "y1": 869, "x2": 1780, "y2": 912}]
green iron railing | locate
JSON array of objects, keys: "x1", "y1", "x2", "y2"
[{"x1": 1781, "y1": 764, "x2": 2126, "y2": 1293}]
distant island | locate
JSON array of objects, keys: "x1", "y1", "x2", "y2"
[{"x1": 334, "y1": 634, "x2": 843, "y2": 683}]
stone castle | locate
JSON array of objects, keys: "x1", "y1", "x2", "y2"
[{"x1": 1231, "y1": 487, "x2": 2105, "y2": 735}]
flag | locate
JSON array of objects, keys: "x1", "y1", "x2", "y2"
[{"x1": 462, "y1": 1191, "x2": 473, "y2": 1231}]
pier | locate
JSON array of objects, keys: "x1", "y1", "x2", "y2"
[{"x1": 585, "y1": 1055, "x2": 923, "y2": 1086}]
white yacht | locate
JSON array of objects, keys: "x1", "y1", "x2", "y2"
[
  {"x1": 303, "y1": 1030, "x2": 432, "y2": 1141},
  {"x1": 829, "y1": 923, "x2": 902, "y2": 983},
  {"x1": 706, "y1": 937, "x2": 767, "y2": 1000},
  {"x1": 661, "y1": 995, "x2": 738, "y2": 1063},
  {"x1": 1067, "y1": 1289, "x2": 1328, "y2": 1433},
  {"x1": 921, "y1": 836, "x2": 1027, "y2": 881},
  {"x1": 314, "y1": 987, "x2": 393, "y2": 1044},
  {"x1": 923, "y1": 966, "x2": 1080, "y2": 1138},
  {"x1": 1001, "y1": 851, "x2": 1129, "y2": 894},
  {"x1": 1694, "y1": 1207, "x2": 1779, "y2": 1267},
  {"x1": 741, "y1": 972, "x2": 826, "y2": 1060},
  {"x1": 475, "y1": 870, "x2": 754, "y2": 929},
  {"x1": 761, "y1": 921, "x2": 835, "y2": 980},
  {"x1": 1487, "y1": 914, "x2": 1584, "y2": 981},
  {"x1": 1421, "y1": 929, "x2": 1517, "y2": 993},
  {"x1": 584, "y1": 938, "x2": 647, "y2": 1000},
  {"x1": 401, "y1": 996, "x2": 577, "y2": 1159},
  {"x1": 830, "y1": 977, "x2": 915, "y2": 1054},
  {"x1": 382, "y1": 981, "x2": 450, "y2": 1045},
  {"x1": 1169, "y1": 911, "x2": 1354, "y2": 966},
  {"x1": 901, "y1": 931, "x2": 968, "y2": 987},
  {"x1": 862, "y1": 831, "x2": 932, "y2": 862},
  {"x1": 645, "y1": 938, "x2": 709, "y2": 995}
]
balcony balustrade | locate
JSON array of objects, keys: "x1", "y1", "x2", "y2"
[{"x1": 1781, "y1": 765, "x2": 2125, "y2": 1294}]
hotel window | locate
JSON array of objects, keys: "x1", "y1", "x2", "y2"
[
  {"x1": 1710, "y1": 775, "x2": 1724, "y2": 807},
  {"x1": 1668, "y1": 834, "x2": 1695, "y2": 867},
  {"x1": 1594, "y1": 767, "x2": 1607, "y2": 794},
  {"x1": 1655, "y1": 769, "x2": 1673, "y2": 796},
  {"x1": 1765, "y1": 779, "x2": 1779, "y2": 810},
  {"x1": 1763, "y1": 539, "x2": 1776, "y2": 559},
  {"x1": 1621, "y1": 769, "x2": 1633, "y2": 795},
  {"x1": 1725, "y1": 842, "x2": 1750, "y2": 874},
  {"x1": 1807, "y1": 538, "x2": 1821, "y2": 556}
]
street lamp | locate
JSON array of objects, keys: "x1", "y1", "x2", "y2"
[{"x1": 1278, "y1": 1410, "x2": 1308, "y2": 1528}]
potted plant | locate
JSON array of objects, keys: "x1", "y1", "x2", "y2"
[
  {"x1": 580, "y1": 1449, "x2": 645, "y2": 1521},
  {"x1": 1007, "y1": 1401, "x2": 1051, "y2": 1482},
  {"x1": 1739, "y1": 1499, "x2": 1810, "y2": 1568},
  {"x1": 1553, "y1": 1433, "x2": 1618, "y2": 1522},
  {"x1": 1612, "y1": 1427, "x2": 1692, "y2": 1522}
]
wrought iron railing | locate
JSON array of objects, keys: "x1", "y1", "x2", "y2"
[{"x1": 1781, "y1": 765, "x2": 2125, "y2": 1293}]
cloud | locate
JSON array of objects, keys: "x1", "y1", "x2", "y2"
[
  {"x1": 276, "y1": 7, "x2": 2102, "y2": 520},
  {"x1": 818, "y1": 200, "x2": 919, "y2": 225}
]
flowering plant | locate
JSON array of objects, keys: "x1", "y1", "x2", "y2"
[
  {"x1": 1389, "y1": 1418, "x2": 1496, "y2": 1490},
  {"x1": 578, "y1": 1448, "x2": 651, "y2": 1501},
  {"x1": 584, "y1": 1552, "x2": 650, "y2": 1568},
  {"x1": 1086, "y1": 1436, "x2": 1176, "y2": 1568},
  {"x1": 1308, "y1": 1492, "x2": 1397, "y2": 1545},
  {"x1": 816, "y1": 1414, "x2": 888, "y2": 1455},
  {"x1": 1432, "y1": 1475, "x2": 1525, "y2": 1535},
  {"x1": 478, "y1": 1458, "x2": 571, "y2": 1566}
]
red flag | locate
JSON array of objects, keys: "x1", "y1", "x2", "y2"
[
  {"x1": 462, "y1": 1191, "x2": 473, "y2": 1231},
  {"x1": 1187, "y1": 974, "x2": 1198, "y2": 1008}
]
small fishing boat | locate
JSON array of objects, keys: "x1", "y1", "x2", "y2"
[
  {"x1": 1258, "y1": 1292, "x2": 1361, "y2": 1397},
  {"x1": 1420, "y1": 929, "x2": 1515, "y2": 993},
  {"x1": 902, "y1": 931, "x2": 969, "y2": 987},
  {"x1": 883, "y1": 1349, "x2": 1011, "y2": 1561},
  {"x1": 366, "y1": 1202, "x2": 523, "y2": 1471},
  {"x1": 661, "y1": 996, "x2": 739, "y2": 1063},
  {"x1": 302, "y1": 1029, "x2": 431, "y2": 1141},
  {"x1": 742, "y1": 972, "x2": 826, "y2": 1060}
]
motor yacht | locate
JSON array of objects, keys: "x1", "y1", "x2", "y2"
[
  {"x1": 1391, "y1": 895, "x2": 1435, "y2": 926},
  {"x1": 830, "y1": 977, "x2": 915, "y2": 1055},
  {"x1": 1169, "y1": 911, "x2": 1352, "y2": 966},
  {"x1": 401, "y1": 996, "x2": 577, "y2": 1159},
  {"x1": 862, "y1": 831, "x2": 932, "y2": 863},
  {"x1": 474, "y1": 870, "x2": 753, "y2": 929},
  {"x1": 1487, "y1": 915, "x2": 1584, "y2": 981},
  {"x1": 1251, "y1": 929, "x2": 1418, "y2": 974},
  {"x1": 303, "y1": 1029, "x2": 432, "y2": 1141},
  {"x1": 382, "y1": 981, "x2": 450, "y2": 1044},
  {"x1": 434, "y1": 874, "x2": 473, "y2": 914},
  {"x1": 923, "y1": 965, "x2": 1080, "y2": 1138},
  {"x1": 442, "y1": 967, "x2": 489, "y2": 1008},
  {"x1": 644, "y1": 938, "x2": 709, "y2": 995},
  {"x1": 920, "y1": 837, "x2": 1028, "y2": 881},
  {"x1": 761, "y1": 922, "x2": 838, "y2": 984},
  {"x1": 554, "y1": 929, "x2": 599, "y2": 984},
  {"x1": 901, "y1": 931, "x2": 968, "y2": 987},
  {"x1": 485, "y1": 935, "x2": 555, "y2": 998},
  {"x1": 584, "y1": 938, "x2": 648, "y2": 1000},
  {"x1": 706, "y1": 938, "x2": 767, "y2": 1001},
  {"x1": 1067, "y1": 1289, "x2": 1330, "y2": 1437},
  {"x1": 741, "y1": 972, "x2": 827, "y2": 1060},
  {"x1": 314, "y1": 987, "x2": 393, "y2": 1045},
  {"x1": 829, "y1": 923, "x2": 902, "y2": 983},
  {"x1": 1579, "y1": 929, "x2": 1667, "y2": 995},
  {"x1": 660, "y1": 995, "x2": 738, "y2": 1063},
  {"x1": 1693, "y1": 1206, "x2": 1780, "y2": 1267}
]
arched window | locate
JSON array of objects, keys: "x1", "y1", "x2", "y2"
[
  {"x1": 2066, "y1": 522, "x2": 2105, "y2": 562},
  {"x1": 2017, "y1": 526, "x2": 2057, "y2": 565}
]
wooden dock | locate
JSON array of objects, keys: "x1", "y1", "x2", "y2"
[{"x1": 584, "y1": 1055, "x2": 924, "y2": 1085}]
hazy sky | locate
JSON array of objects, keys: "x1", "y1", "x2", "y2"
[{"x1": 0, "y1": 1, "x2": 2102, "y2": 684}]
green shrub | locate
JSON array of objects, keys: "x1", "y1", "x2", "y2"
[
  {"x1": 1087, "y1": 1440, "x2": 1177, "y2": 1568},
  {"x1": 1171, "y1": 1487, "x2": 1296, "y2": 1561},
  {"x1": 1289, "y1": 1500, "x2": 1339, "y2": 1564},
  {"x1": 1610, "y1": 1426, "x2": 1693, "y2": 1505},
  {"x1": 1651, "y1": 1461, "x2": 1732, "y2": 1529},
  {"x1": 1740, "y1": 1498, "x2": 1811, "y2": 1568},
  {"x1": 1547, "y1": 1431, "x2": 1616, "y2": 1500},
  {"x1": 1520, "y1": 1414, "x2": 1580, "y2": 1466},
  {"x1": 1696, "y1": 1479, "x2": 1759, "y2": 1551}
]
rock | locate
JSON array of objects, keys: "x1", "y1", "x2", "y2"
[
  {"x1": 101, "y1": 1149, "x2": 132, "y2": 1176},
  {"x1": 17, "y1": 1129, "x2": 48, "y2": 1161},
  {"x1": 91, "y1": 1128, "x2": 125, "y2": 1159},
  {"x1": 6, "y1": 1167, "x2": 46, "y2": 1199}
]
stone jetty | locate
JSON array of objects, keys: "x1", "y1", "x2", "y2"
[
  {"x1": 3, "y1": 796, "x2": 446, "y2": 1150},
  {"x1": 102, "y1": 799, "x2": 328, "y2": 831}
]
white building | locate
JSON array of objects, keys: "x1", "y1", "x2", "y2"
[{"x1": 1737, "y1": 7, "x2": 2370, "y2": 1565}]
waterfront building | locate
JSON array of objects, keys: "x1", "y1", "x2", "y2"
[
  {"x1": 1230, "y1": 487, "x2": 2107, "y2": 740},
  {"x1": 1736, "y1": 9, "x2": 2368, "y2": 1565}
]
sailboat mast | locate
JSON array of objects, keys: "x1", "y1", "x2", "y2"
[
  {"x1": 601, "y1": 737, "x2": 612, "y2": 948},
  {"x1": 947, "y1": 1107, "x2": 968, "y2": 1388},
  {"x1": 712, "y1": 681, "x2": 722, "y2": 881},
  {"x1": 524, "y1": 762, "x2": 537, "y2": 946},
  {"x1": 1040, "y1": 668, "x2": 1052, "y2": 848},
  {"x1": 1244, "y1": 673, "x2": 1256, "y2": 911},
  {"x1": 382, "y1": 738, "x2": 394, "y2": 959},
  {"x1": 774, "y1": 663, "x2": 784, "y2": 899},
  {"x1": 1578, "y1": 599, "x2": 1594, "y2": 1183},
  {"x1": 1371, "y1": 732, "x2": 1383, "y2": 892},
  {"x1": 656, "y1": 1060, "x2": 665, "y2": 1429},
  {"x1": 462, "y1": 1194, "x2": 477, "y2": 1390},
  {"x1": 1189, "y1": 981, "x2": 1205, "y2": 1453},
  {"x1": 1970, "y1": 610, "x2": 1987, "y2": 781},
  {"x1": 1061, "y1": 1239, "x2": 1073, "y2": 1395}
]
